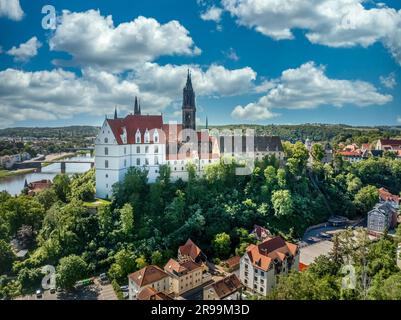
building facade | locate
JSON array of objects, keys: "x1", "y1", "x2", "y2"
[
  {"x1": 367, "y1": 202, "x2": 398, "y2": 234},
  {"x1": 128, "y1": 265, "x2": 170, "y2": 300},
  {"x1": 239, "y1": 236, "x2": 299, "y2": 296}
]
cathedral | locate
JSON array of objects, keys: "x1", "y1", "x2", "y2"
[
  {"x1": 95, "y1": 71, "x2": 220, "y2": 199},
  {"x1": 95, "y1": 71, "x2": 284, "y2": 199}
]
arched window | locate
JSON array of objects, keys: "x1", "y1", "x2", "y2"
[
  {"x1": 135, "y1": 129, "x2": 141, "y2": 144},
  {"x1": 153, "y1": 130, "x2": 159, "y2": 143},
  {"x1": 144, "y1": 129, "x2": 150, "y2": 144},
  {"x1": 104, "y1": 137, "x2": 108, "y2": 143}
]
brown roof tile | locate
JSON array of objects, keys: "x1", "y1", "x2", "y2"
[{"x1": 128, "y1": 265, "x2": 168, "y2": 287}]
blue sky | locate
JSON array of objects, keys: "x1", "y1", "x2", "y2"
[{"x1": 0, "y1": 0, "x2": 400, "y2": 128}]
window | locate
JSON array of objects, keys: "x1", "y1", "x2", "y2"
[
  {"x1": 254, "y1": 284, "x2": 257, "y2": 290},
  {"x1": 105, "y1": 174, "x2": 108, "y2": 178},
  {"x1": 124, "y1": 160, "x2": 127, "y2": 167},
  {"x1": 105, "y1": 160, "x2": 109, "y2": 168},
  {"x1": 154, "y1": 146, "x2": 159, "y2": 154},
  {"x1": 145, "y1": 158, "x2": 149, "y2": 165},
  {"x1": 154, "y1": 130, "x2": 159, "y2": 143},
  {"x1": 104, "y1": 147, "x2": 108, "y2": 155},
  {"x1": 137, "y1": 146, "x2": 140, "y2": 153},
  {"x1": 154, "y1": 156, "x2": 159, "y2": 165},
  {"x1": 144, "y1": 130, "x2": 150, "y2": 143},
  {"x1": 124, "y1": 147, "x2": 126, "y2": 155},
  {"x1": 261, "y1": 271, "x2": 265, "y2": 277},
  {"x1": 135, "y1": 130, "x2": 141, "y2": 143},
  {"x1": 244, "y1": 279, "x2": 248, "y2": 284},
  {"x1": 104, "y1": 138, "x2": 108, "y2": 143},
  {"x1": 136, "y1": 158, "x2": 140, "y2": 166},
  {"x1": 145, "y1": 146, "x2": 149, "y2": 153}
]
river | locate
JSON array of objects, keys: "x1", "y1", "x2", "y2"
[{"x1": 0, "y1": 154, "x2": 94, "y2": 196}]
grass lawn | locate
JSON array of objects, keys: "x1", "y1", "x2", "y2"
[
  {"x1": 83, "y1": 198, "x2": 111, "y2": 208},
  {"x1": 0, "y1": 168, "x2": 35, "y2": 179}
]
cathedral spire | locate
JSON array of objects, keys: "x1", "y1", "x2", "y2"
[
  {"x1": 206, "y1": 116, "x2": 208, "y2": 129},
  {"x1": 134, "y1": 96, "x2": 140, "y2": 115},
  {"x1": 114, "y1": 107, "x2": 118, "y2": 119},
  {"x1": 139, "y1": 98, "x2": 141, "y2": 115},
  {"x1": 182, "y1": 69, "x2": 196, "y2": 131}
]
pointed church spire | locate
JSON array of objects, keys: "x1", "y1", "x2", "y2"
[
  {"x1": 139, "y1": 98, "x2": 141, "y2": 115},
  {"x1": 185, "y1": 69, "x2": 193, "y2": 90},
  {"x1": 205, "y1": 116, "x2": 208, "y2": 129},
  {"x1": 134, "y1": 96, "x2": 139, "y2": 115},
  {"x1": 114, "y1": 107, "x2": 118, "y2": 119}
]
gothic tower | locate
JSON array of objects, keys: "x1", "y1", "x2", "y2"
[
  {"x1": 182, "y1": 70, "x2": 196, "y2": 131},
  {"x1": 134, "y1": 96, "x2": 141, "y2": 115}
]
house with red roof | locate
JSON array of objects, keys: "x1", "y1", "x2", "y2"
[
  {"x1": 128, "y1": 265, "x2": 170, "y2": 300},
  {"x1": 239, "y1": 236, "x2": 299, "y2": 296},
  {"x1": 376, "y1": 138, "x2": 401, "y2": 151}
]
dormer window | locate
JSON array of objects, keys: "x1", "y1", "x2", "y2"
[
  {"x1": 144, "y1": 129, "x2": 150, "y2": 144},
  {"x1": 153, "y1": 130, "x2": 159, "y2": 143},
  {"x1": 104, "y1": 138, "x2": 108, "y2": 143},
  {"x1": 135, "y1": 129, "x2": 141, "y2": 144}
]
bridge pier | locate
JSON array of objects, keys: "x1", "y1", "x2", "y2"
[{"x1": 61, "y1": 162, "x2": 66, "y2": 174}]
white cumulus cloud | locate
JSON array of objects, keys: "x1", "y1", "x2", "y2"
[
  {"x1": 200, "y1": 6, "x2": 223, "y2": 22},
  {"x1": 49, "y1": 10, "x2": 201, "y2": 72},
  {"x1": 6, "y1": 37, "x2": 42, "y2": 62},
  {"x1": 0, "y1": 63, "x2": 256, "y2": 127},
  {"x1": 222, "y1": 0, "x2": 401, "y2": 66},
  {"x1": 0, "y1": 0, "x2": 24, "y2": 21},
  {"x1": 232, "y1": 61, "x2": 392, "y2": 120}
]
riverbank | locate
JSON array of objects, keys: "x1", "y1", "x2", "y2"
[{"x1": 0, "y1": 152, "x2": 77, "y2": 180}]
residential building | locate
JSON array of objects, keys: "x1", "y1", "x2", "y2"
[
  {"x1": 239, "y1": 236, "x2": 299, "y2": 296},
  {"x1": 178, "y1": 238, "x2": 207, "y2": 265},
  {"x1": 223, "y1": 256, "x2": 240, "y2": 272},
  {"x1": 163, "y1": 258, "x2": 206, "y2": 296},
  {"x1": 128, "y1": 265, "x2": 170, "y2": 300},
  {"x1": 25, "y1": 179, "x2": 52, "y2": 196},
  {"x1": 378, "y1": 187, "x2": 400, "y2": 208},
  {"x1": 250, "y1": 225, "x2": 271, "y2": 241},
  {"x1": 375, "y1": 139, "x2": 401, "y2": 151},
  {"x1": 203, "y1": 274, "x2": 243, "y2": 300},
  {"x1": 367, "y1": 202, "x2": 398, "y2": 234}
]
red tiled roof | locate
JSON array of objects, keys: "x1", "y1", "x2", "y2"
[
  {"x1": 179, "y1": 239, "x2": 202, "y2": 261},
  {"x1": 338, "y1": 151, "x2": 362, "y2": 157},
  {"x1": 251, "y1": 225, "x2": 271, "y2": 239},
  {"x1": 164, "y1": 258, "x2": 202, "y2": 274},
  {"x1": 137, "y1": 287, "x2": 173, "y2": 300},
  {"x1": 225, "y1": 256, "x2": 240, "y2": 269},
  {"x1": 107, "y1": 114, "x2": 164, "y2": 145},
  {"x1": 379, "y1": 188, "x2": 400, "y2": 204},
  {"x1": 245, "y1": 236, "x2": 298, "y2": 272},
  {"x1": 299, "y1": 262, "x2": 308, "y2": 271},
  {"x1": 128, "y1": 265, "x2": 168, "y2": 287},
  {"x1": 379, "y1": 139, "x2": 401, "y2": 147},
  {"x1": 207, "y1": 274, "x2": 243, "y2": 299}
]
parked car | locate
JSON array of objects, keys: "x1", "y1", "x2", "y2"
[
  {"x1": 99, "y1": 273, "x2": 109, "y2": 284},
  {"x1": 36, "y1": 289, "x2": 42, "y2": 298},
  {"x1": 120, "y1": 285, "x2": 129, "y2": 292},
  {"x1": 50, "y1": 288, "x2": 56, "y2": 294}
]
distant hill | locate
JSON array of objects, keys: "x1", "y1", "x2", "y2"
[
  {"x1": 1, "y1": 124, "x2": 400, "y2": 144},
  {"x1": 0, "y1": 126, "x2": 100, "y2": 139}
]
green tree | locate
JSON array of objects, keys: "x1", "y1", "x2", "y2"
[
  {"x1": 135, "y1": 255, "x2": 148, "y2": 269},
  {"x1": 120, "y1": 203, "x2": 134, "y2": 235},
  {"x1": 56, "y1": 255, "x2": 88, "y2": 289},
  {"x1": 53, "y1": 174, "x2": 71, "y2": 202},
  {"x1": 271, "y1": 190, "x2": 294, "y2": 217},
  {"x1": 353, "y1": 185, "x2": 378, "y2": 215},
  {"x1": 311, "y1": 143, "x2": 325, "y2": 162},
  {"x1": 0, "y1": 240, "x2": 15, "y2": 274},
  {"x1": 36, "y1": 188, "x2": 58, "y2": 211},
  {"x1": 212, "y1": 232, "x2": 231, "y2": 259},
  {"x1": 151, "y1": 251, "x2": 164, "y2": 266}
]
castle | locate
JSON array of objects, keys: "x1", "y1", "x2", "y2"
[{"x1": 95, "y1": 71, "x2": 284, "y2": 199}]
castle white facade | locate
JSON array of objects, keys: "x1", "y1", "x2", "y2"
[
  {"x1": 95, "y1": 72, "x2": 285, "y2": 199},
  {"x1": 95, "y1": 72, "x2": 220, "y2": 199}
]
